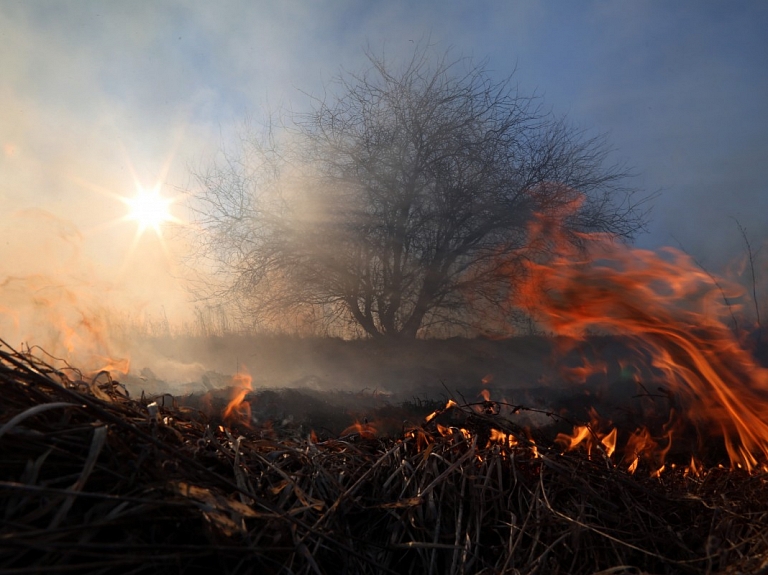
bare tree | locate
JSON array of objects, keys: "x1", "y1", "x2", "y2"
[
  {"x1": 188, "y1": 47, "x2": 649, "y2": 339},
  {"x1": 733, "y1": 218, "x2": 762, "y2": 329}
]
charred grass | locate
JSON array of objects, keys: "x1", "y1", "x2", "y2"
[{"x1": 1, "y1": 340, "x2": 768, "y2": 574}]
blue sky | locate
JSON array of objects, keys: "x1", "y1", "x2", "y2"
[{"x1": 1, "y1": 0, "x2": 767, "y2": 330}]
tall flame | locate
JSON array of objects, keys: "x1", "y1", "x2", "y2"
[{"x1": 517, "y1": 232, "x2": 768, "y2": 470}]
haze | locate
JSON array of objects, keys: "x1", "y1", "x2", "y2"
[{"x1": 1, "y1": 1, "x2": 767, "y2": 381}]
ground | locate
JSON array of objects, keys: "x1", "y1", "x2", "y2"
[{"x1": 121, "y1": 334, "x2": 677, "y2": 437}]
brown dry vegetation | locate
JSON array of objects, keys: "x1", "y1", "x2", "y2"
[{"x1": 3, "y1": 339, "x2": 768, "y2": 574}]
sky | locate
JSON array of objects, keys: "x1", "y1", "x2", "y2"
[{"x1": 1, "y1": 0, "x2": 767, "y2": 351}]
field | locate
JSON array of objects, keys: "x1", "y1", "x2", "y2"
[
  {"x1": 2, "y1": 335, "x2": 768, "y2": 574},
  {"x1": 122, "y1": 334, "x2": 653, "y2": 430}
]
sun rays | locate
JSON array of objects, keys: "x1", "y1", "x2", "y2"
[{"x1": 122, "y1": 183, "x2": 178, "y2": 237}]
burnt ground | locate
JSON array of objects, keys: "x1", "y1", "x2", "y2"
[{"x1": 118, "y1": 334, "x2": 704, "y2": 443}]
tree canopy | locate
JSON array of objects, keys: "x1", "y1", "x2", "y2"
[{"x1": 189, "y1": 48, "x2": 649, "y2": 338}]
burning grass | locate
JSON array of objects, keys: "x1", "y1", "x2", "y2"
[{"x1": 2, "y1": 340, "x2": 768, "y2": 574}]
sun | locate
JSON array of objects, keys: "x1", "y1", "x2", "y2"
[
  {"x1": 122, "y1": 184, "x2": 178, "y2": 237},
  {"x1": 114, "y1": 181, "x2": 183, "y2": 273}
]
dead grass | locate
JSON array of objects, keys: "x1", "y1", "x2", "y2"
[{"x1": 1, "y1": 339, "x2": 768, "y2": 574}]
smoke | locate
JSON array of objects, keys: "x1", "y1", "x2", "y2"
[
  {"x1": 1, "y1": 2, "x2": 766, "y2": 406},
  {"x1": 0, "y1": 206, "x2": 198, "y2": 378}
]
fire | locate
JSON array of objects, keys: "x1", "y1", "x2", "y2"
[
  {"x1": 685, "y1": 456, "x2": 702, "y2": 477},
  {"x1": 555, "y1": 408, "x2": 617, "y2": 458},
  {"x1": 340, "y1": 420, "x2": 377, "y2": 439},
  {"x1": 93, "y1": 355, "x2": 131, "y2": 376},
  {"x1": 417, "y1": 397, "x2": 533, "y2": 457},
  {"x1": 517, "y1": 227, "x2": 768, "y2": 471},
  {"x1": 489, "y1": 428, "x2": 518, "y2": 448},
  {"x1": 560, "y1": 358, "x2": 608, "y2": 385},
  {"x1": 601, "y1": 428, "x2": 618, "y2": 457},
  {"x1": 624, "y1": 425, "x2": 672, "y2": 476},
  {"x1": 0, "y1": 276, "x2": 132, "y2": 379},
  {"x1": 223, "y1": 371, "x2": 253, "y2": 425},
  {"x1": 425, "y1": 399, "x2": 457, "y2": 423}
]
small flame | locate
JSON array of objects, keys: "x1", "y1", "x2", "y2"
[
  {"x1": 560, "y1": 358, "x2": 608, "y2": 385},
  {"x1": 685, "y1": 456, "x2": 702, "y2": 478},
  {"x1": 529, "y1": 439, "x2": 540, "y2": 459},
  {"x1": 489, "y1": 428, "x2": 518, "y2": 449},
  {"x1": 223, "y1": 371, "x2": 253, "y2": 425},
  {"x1": 624, "y1": 425, "x2": 673, "y2": 476},
  {"x1": 555, "y1": 408, "x2": 616, "y2": 458},
  {"x1": 340, "y1": 420, "x2": 377, "y2": 439},
  {"x1": 425, "y1": 399, "x2": 458, "y2": 423},
  {"x1": 601, "y1": 427, "x2": 617, "y2": 457},
  {"x1": 556, "y1": 425, "x2": 592, "y2": 453},
  {"x1": 94, "y1": 355, "x2": 131, "y2": 375}
]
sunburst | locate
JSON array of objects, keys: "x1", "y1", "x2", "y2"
[
  {"x1": 121, "y1": 183, "x2": 180, "y2": 238},
  {"x1": 67, "y1": 136, "x2": 187, "y2": 277}
]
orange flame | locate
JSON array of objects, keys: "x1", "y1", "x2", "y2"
[
  {"x1": 517, "y1": 230, "x2": 768, "y2": 471},
  {"x1": 340, "y1": 420, "x2": 377, "y2": 439},
  {"x1": 600, "y1": 427, "x2": 617, "y2": 457},
  {"x1": 685, "y1": 456, "x2": 702, "y2": 478},
  {"x1": 94, "y1": 355, "x2": 131, "y2": 375},
  {"x1": 489, "y1": 428, "x2": 518, "y2": 449},
  {"x1": 223, "y1": 371, "x2": 253, "y2": 425},
  {"x1": 560, "y1": 358, "x2": 608, "y2": 385},
  {"x1": 425, "y1": 399, "x2": 458, "y2": 423},
  {"x1": 556, "y1": 407, "x2": 617, "y2": 458},
  {"x1": 624, "y1": 426, "x2": 671, "y2": 476}
]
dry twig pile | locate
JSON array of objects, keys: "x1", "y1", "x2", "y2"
[{"x1": 1, "y1": 340, "x2": 767, "y2": 574}]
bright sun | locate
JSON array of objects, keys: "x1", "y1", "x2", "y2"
[{"x1": 122, "y1": 185, "x2": 177, "y2": 236}]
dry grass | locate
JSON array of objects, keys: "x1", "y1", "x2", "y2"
[{"x1": 1, "y1": 339, "x2": 768, "y2": 574}]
